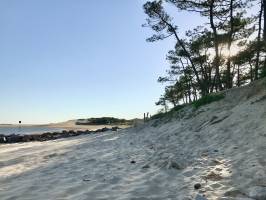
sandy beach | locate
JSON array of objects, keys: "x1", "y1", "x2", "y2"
[
  {"x1": 2, "y1": 0, "x2": 266, "y2": 199},
  {"x1": 0, "y1": 79, "x2": 266, "y2": 200}
]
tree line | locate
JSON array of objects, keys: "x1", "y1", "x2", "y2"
[{"x1": 143, "y1": 0, "x2": 266, "y2": 110}]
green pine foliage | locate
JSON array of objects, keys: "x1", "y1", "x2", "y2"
[
  {"x1": 143, "y1": 0, "x2": 266, "y2": 112},
  {"x1": 192, "y1": 94, "x2": 225, "y2": 109},
  {"x1": 76, "y1": 117, "x2": 131, "y2": 125},
  {"x1": 151, "y1": 105, "x2": 185, "y2": 120}
]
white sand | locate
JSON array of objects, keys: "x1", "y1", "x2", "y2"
[{"x1": 0, "y1": 79, "x2": 266, "y2": 200}]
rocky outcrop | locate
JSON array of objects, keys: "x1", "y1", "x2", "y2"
[{"x1": 0, "y1": 127, "x2": 122, "y2": 144}]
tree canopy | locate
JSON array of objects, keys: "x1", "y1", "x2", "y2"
[{"x1": 143, "y1": 0, "x2": 266, "y2": 110}]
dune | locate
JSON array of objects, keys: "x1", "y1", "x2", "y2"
[
  {"x1": 0, "y1": 79, "x2": 266, "y2": 200},
  {"x1": 47, "y1": 119, "x2": 131, "y2": 131}
]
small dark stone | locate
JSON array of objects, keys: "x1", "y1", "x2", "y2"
[
  {"x1": 194, "y1": 183, "x2": 202, "y2": 190},
  {"x1": 111, "y1": 126, "x2": 120, "y2": 131},
  {"x1": 170, "y1": 161, "x2": 182, "y2": 170},
  {"x1": 142, "y1": 164, "x2": 150, "y2": 169},
  {"x1": 130, "y1": 160, "x2": 136, "y2": 164},
  {"x1": 101, "y1": 127, "x2": 110, "y2": 132},
  {"x1": 214, "y1": 149, "x2": 219, "y2": 152}
]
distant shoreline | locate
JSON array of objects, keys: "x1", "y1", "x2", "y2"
[
  {"x1": 0, "y1": 121, "x2": 132, "y2": 137},
  {"x1": 0, "y1": 121, "x2": 131, "y2": 131}
]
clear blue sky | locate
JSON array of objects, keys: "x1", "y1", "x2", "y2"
[{"x1": 0, "y1": 0, "x2": 201, "y2": 124}]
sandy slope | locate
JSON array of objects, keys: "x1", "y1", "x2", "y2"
[{"x1": 0, "y1": 79, "x2": 266, "y2": 200}]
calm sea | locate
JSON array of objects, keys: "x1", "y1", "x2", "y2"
[{"x1": 0, "y1": 126, "x2": 65, "y2": 136}]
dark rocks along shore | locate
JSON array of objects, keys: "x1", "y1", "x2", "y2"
[{"x1": 0, "y1": 126, "x2": 121, "y2": 144}]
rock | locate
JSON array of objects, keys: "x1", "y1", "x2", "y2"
[
  {"x1": 0, "y1": 135, "x2": 7, "y2": 143},
  {"x1": 6, "y1": 134, "x2": 23, "y2": 143},
  {"x1": 95, "y1": 127, "x2": 111, "y2": 133},
  {"x1": 142, "y1": 164, "x2": 150, "y2": 169},
  {"x1": 194, "y1": 183, "x2": 202, "y2": 190},
  {"x1": 77, "y1": 130, "x2": 84, "y2": 135},
  {"x1": 70, "y1": 131, "x2": 79, "y2": 136},
  {"x1": 168, "y1": 161, "x2": 183, "y2": 170},
  {"x1": 82, "y1": 175, "x2": 91, "y2": 182},
  {"x1": 111, "y1": 126, "x2": 119, "y2": 131},
  {"x1": 21, "y1": 135, "x2": 31, "y2": 142},
  {"x1": 195, "y1": 194, "x2": 208, "y2": 200},
  {"x1": 84, "y1": 130, "x2": 91, "y2": 134},
  {"x1": 42, "y1": 132, "x2": 57, "y2": 140},
  {"x1": 247, "y1": 186, "x2": 266, "y2": 200},
  {"x1": 101, "y1": 127, "x2": 110, "y2": 132},
  {"x1": 1, "y1": 125, "x2": 112, "y2": 144}
]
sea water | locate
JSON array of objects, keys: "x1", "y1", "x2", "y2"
[{"x1": 0, "y1": 126, "x2": 65, "y2": 136}]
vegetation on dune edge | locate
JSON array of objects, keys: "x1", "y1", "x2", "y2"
[
  {"x1": 142, "y1": 0, "x2": 266, "y2": 115},
  {"x1": 151, "y1": 93, "x2": 225, "y2": 120},
  {"x1": 192, "y1": 93, "x2": 225, "y2": 109}
]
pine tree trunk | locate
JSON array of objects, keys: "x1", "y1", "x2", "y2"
[
  {"x1": 210, "y1": 0, "x2": 223, "y2": 91},
  {"x1": 226, "y1": 0, "x2": 234, "y2": 89},
  {"x1": 237, "y1": 65, "x2": 240, "y2": 87},
  {"x1": 249, "y1": 62, "x2": 253, "y2": 81},
  {"x1": 263, "y1": 0, "x2": 266, "y2": 75},
  {"x1": 255, "y1": 0, "x2": 263, "y2": 80},
  {"x1": 263, "y1": 0, "x2": 266, "y2": 40}
]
